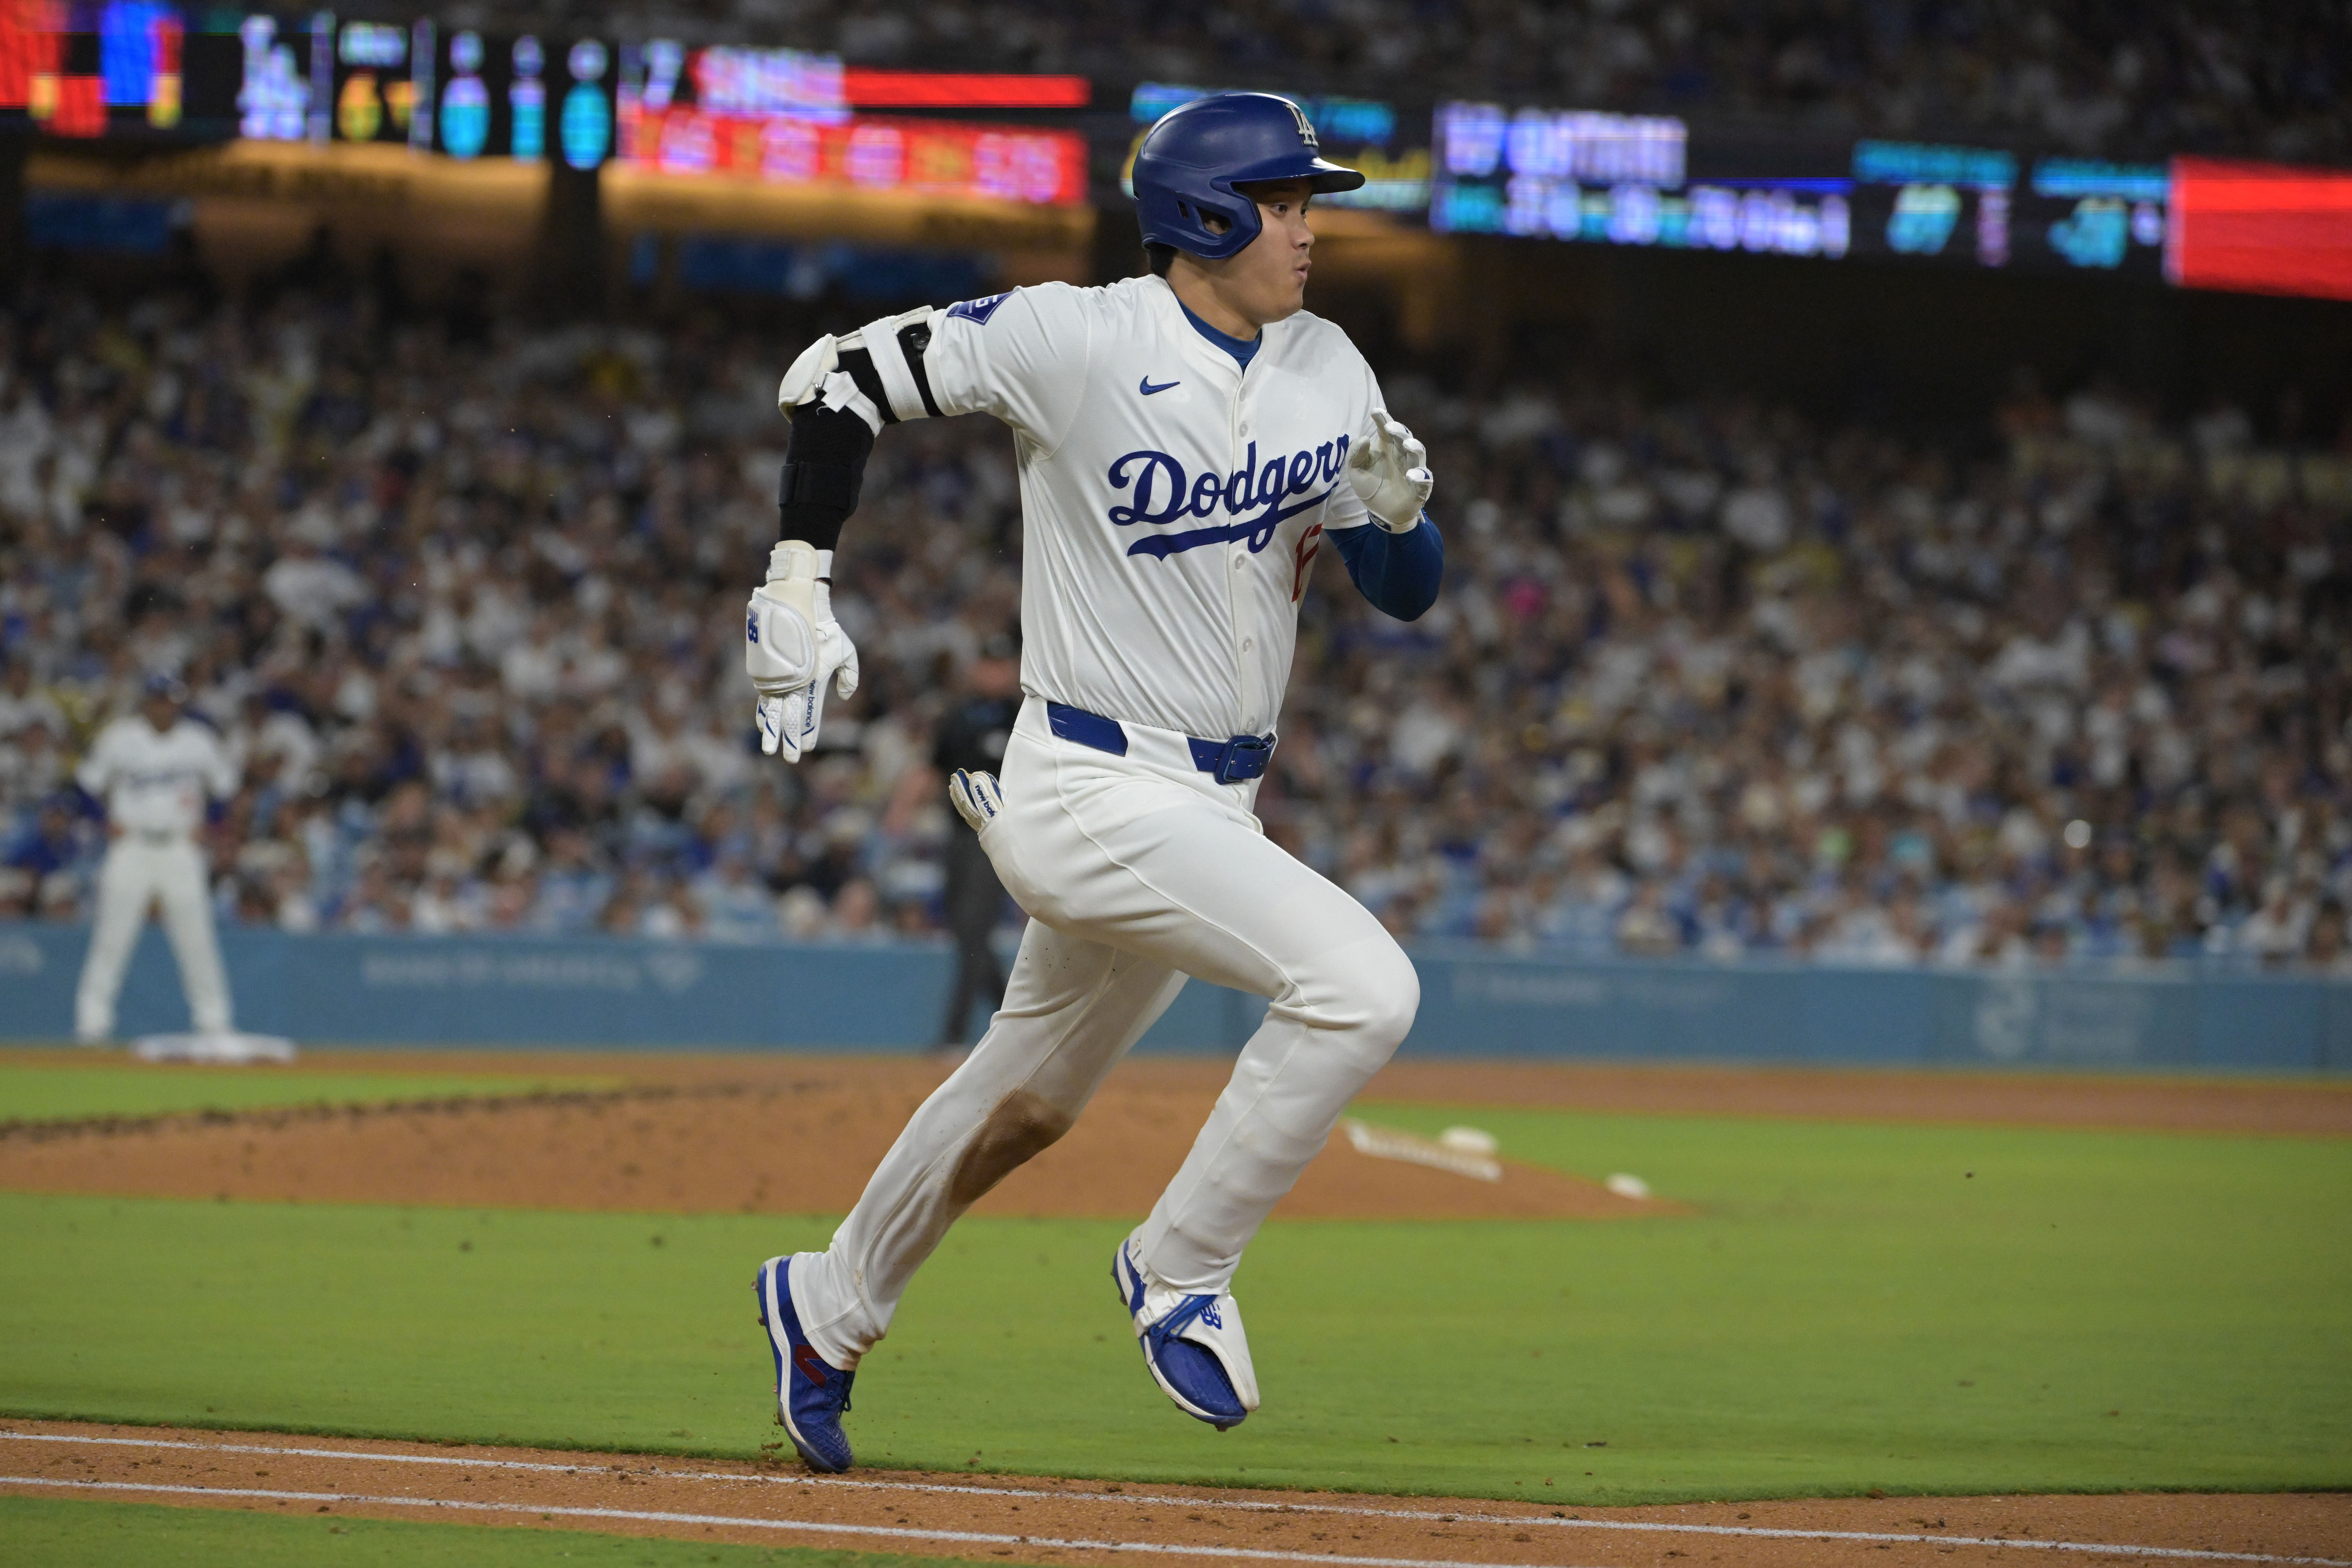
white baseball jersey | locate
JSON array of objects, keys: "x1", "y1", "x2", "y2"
[
  {"x1": 918, "y1": 276, "x2": 1381, "y2": 741},
  {"x1": 75, "y1": 715, "x2": 237, "y2": 835}
]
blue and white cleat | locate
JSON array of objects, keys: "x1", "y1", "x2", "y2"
[
  {"x1": 1111, "y1": 1233, "x2": 1259, "y2": 1431},
  {"x1": 755, "y1": 1256, "x2": 855, "y2": 1472}
]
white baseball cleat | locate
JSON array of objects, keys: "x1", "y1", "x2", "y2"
[{"x1": 1111, "y1": 1232, "x2": 1259, "y2": 1430}]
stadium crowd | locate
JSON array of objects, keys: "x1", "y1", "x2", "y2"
[
  {"x1": 0, "y1": 275, "x2": 2346, "y2": 969},
  {"x1": 558, "y1": 0, "x2": 2347, "y2": 165}
]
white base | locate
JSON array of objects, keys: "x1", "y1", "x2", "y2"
[
  {"x1": 1337, "y1": 1117, "x2": 1502, "y2": 1182},
  {"x1": 130, "y1": 1032, "x2": 299, "y2": 1065}
]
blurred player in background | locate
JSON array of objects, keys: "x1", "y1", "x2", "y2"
[
  {"x1": 73, "y1": 674, "x2": 239, "y2": 1046},
  {"x1": 930, "y1": 632, "x2": 1022, "y2": 1048},
  {"x1": 743, "y1": 91, "x2": 1442, "y2": 1471}
]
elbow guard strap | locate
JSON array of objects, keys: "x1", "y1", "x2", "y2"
[
  {"x1": 841, "y1": 308, "x2": 943, "y2": 424},
  {"x1": 892, "y1": 319, "x2": 942, "y2": 418},
  {"x1": 779, "y1": 401, "x2": 878, "y2": 552},
  {"x1": 839, "y1": 347, "x2": 896, "y2": 426}
]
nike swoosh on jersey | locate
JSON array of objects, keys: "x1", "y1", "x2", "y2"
[
  {"x1": 1138, "y1": 376, "x2": 1180, "y2": 396},
  {"x1": 1125, "y1": 488, "x2": 1333, "y2": 559}
]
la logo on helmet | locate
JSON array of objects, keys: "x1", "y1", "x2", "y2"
[{"x1": 1288, "y1": 102, "x2": 1317, "y2": 148}]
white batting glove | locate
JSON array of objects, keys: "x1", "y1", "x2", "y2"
[
  {"x1": 1347, "y1": 406, "x2": 1433, "y2": 532},
  {"x1": 947, "y1": 769, "x2": 1003, "y2": 833},
  {"x1": 746, "y1": 542, "x2": 860, "y2": 763}
]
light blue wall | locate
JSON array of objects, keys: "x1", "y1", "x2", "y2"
[{"x1": 0, "y1": 923, "x2": 2342, "y2": 1071}]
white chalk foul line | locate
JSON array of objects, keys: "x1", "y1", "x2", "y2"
[
  {"x1": 0, "y1": 1476, "x2": 1591, "y2": 1568},
  {"x1": 2, "y1": 1432, "x2": 2342, "y2": 1568}
]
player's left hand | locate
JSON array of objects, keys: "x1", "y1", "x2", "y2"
[
  {"x1": 947, "y1": 769, "x2": 1003, "y2": 834},
  {"x1": 1348, "y1": 406, "x2": 1433, "y2": 532}
]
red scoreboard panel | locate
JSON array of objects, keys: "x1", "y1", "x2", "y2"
[
  {"x1": 620, "y1": 103, "x2": 1087, "y2": 206},
  {"x1": 838, "y1": 68, "x2": 1086, "y2": 110},
  {"x1": 2167, "y1": 157, "x2": 2352, "y2": 304}
]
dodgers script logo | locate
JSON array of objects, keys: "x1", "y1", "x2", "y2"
[{"x1": 1108, "y1": 434, "x2": 1350, "y2": 559}]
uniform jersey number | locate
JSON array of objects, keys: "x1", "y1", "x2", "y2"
[{"x1": 1291, "y1": 523, "x2": 1324, "y2": 603}]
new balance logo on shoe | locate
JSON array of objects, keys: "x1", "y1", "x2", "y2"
[
  {"x1": 1200, "y1": 1303, "x2": 1223, "y2": 1329},
  {"x1": 792, "y1": 1343, "x2": 830, "y2": 1384}
]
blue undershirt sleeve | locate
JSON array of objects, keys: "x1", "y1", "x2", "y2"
[{"x1": 1328, "y1": 515, "x2": 1444, "y2": 622}]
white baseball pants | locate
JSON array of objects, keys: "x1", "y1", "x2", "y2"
[
  {"x1": 75, "y1": 834, "x2": 232, "y2": 1041},
  {"x1": 790, "y1": 699, "x2": 1417, "y2": 1368}
]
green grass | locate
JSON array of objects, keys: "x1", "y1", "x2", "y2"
[
  {"x1": 0, "y1": 1109, "x2": 2346, "y2": 1503},
  {"x1": 0, "y1": 1496, "x2": 1006, "y2": 1568},
  {"x1": 0, "y1": 1063, "x2": 613, "y2": 1124}
]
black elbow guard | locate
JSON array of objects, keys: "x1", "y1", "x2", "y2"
[{"x1": 778, "y1": 401, "x2": 877, "y2": 552}]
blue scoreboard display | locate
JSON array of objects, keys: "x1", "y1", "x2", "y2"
[
  {"x1": 1431, "y1": 103, "x2": 1853, "y2": 261},
  {"x1": 1429, "y1": 101, "x2": 2168, "y2": 283},
  {"x1": 1852, "y1": 140, "x2": 2167, "y2": 279}
]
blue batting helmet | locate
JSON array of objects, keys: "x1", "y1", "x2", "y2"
[{"x1": 1132, "y1": 92, "x2": 1367, "y2": 261}]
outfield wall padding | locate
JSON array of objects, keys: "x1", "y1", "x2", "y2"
[{"x1": 0, "y1": 923, "x2": 2342, "y2": 1070}]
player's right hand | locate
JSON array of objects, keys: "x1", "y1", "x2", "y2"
[
  {"x1": 947, "y1": 770, "x2": 1003, "y2": 833},
  {"x1": 746, "y1": 544, "x2": 860, "y2": 763},
  {"x1": 1348, "y1": 406, "x2": 1434, "y2": 531}
]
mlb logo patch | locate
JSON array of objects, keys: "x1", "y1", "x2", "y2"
[{"x1": 947, "y1": 292, "x2": 1013, "y2": 325}]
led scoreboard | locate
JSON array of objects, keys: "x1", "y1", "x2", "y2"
[
  {"x1": 236, "y1": 13, "x2": 615, "y2": 168},
  {"x1": 615, "y1": 43, "x2": 1086, "y2": 205},
  {"x1": 227, "y1": 18, "x2": 1085, "y2": 204},
  {"x1": 0, "y1": 0, "x2": 242, "y2": 138},
  {"x1": 2167, "y1": 157, "x2": 2352, "y2": 303},
  {"x1": 1428, "y1": 100, "x2": 2177, "y2": 284},
  {"x1": 1851, "y1": 140, "x2": 2168, "y2": 279},
  {"x1": 46, "y1": 14, "x2": 2335, "y2": 304},
  {"x1": 1431, "y1": 103, "x2": 1853, "y2": 261}
]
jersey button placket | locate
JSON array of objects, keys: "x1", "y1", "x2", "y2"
[{"x1": 1228, "y1": 376, "x2": 1252, "y2": 714}]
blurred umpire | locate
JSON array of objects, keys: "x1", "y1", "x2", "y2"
[{"x1": 932, "y1": 634, "x2": 1021, "y2": 1047}]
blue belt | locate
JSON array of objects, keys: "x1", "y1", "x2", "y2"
[{"x1": 1045, "y1": 701, "x2": 1275, "y2": 785}]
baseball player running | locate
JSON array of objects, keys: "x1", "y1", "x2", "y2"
[
  {"x1": 73, "y1": 674, "x2": 239, "y2": 1044},
  {"x1": 746, "y1": 92, "x2": 1443, "y2": 1471}
]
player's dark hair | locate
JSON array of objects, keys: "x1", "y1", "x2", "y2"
[{"x1": 1144, "y1": 243, "x2": 1177, "y2": 278}]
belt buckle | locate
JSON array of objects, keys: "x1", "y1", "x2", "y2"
[{"x1": 1215, "y1": 735, "x2": 1273, "y2": 784}]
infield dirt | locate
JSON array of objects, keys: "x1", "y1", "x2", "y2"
[
  {"x1": 2, "y1": 1052, "x2": 2341, "y2": 1220},
  {"x1": 4, "y1": 1420, "x2": 2347, "y2": 1568},
  {"x1": 0, "y1": 1055, "x2": 1665, "y2": 1218}
]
